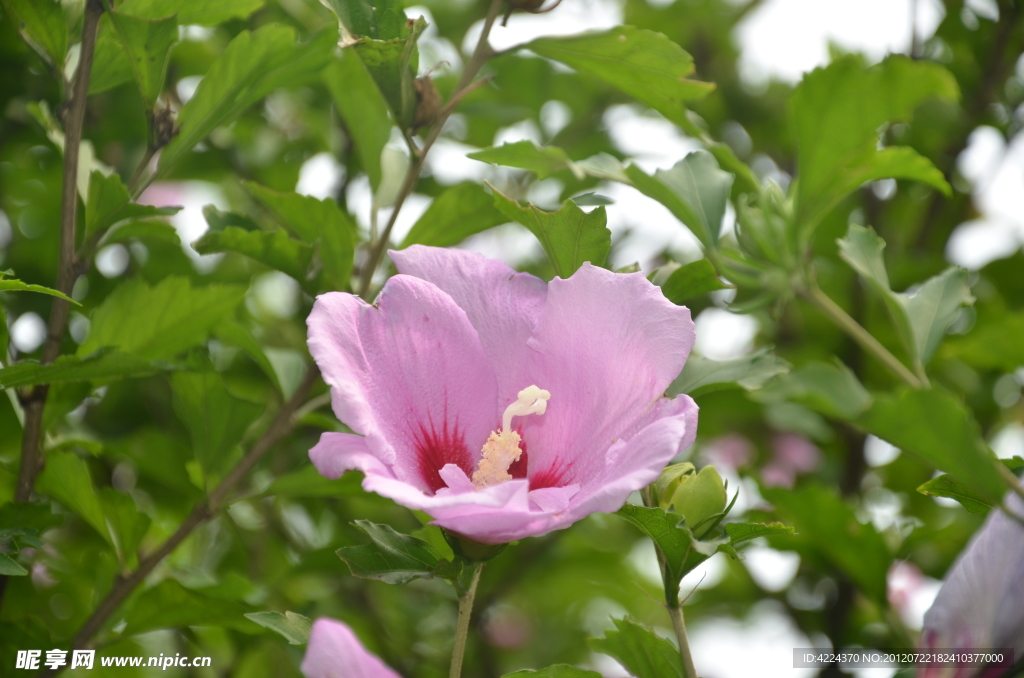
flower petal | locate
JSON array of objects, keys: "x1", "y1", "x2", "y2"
[
  {"x1": 390, "y1": 246, "x2": 547, "y2": 400},
  {"x1": 307, "y1": 276, "x2": 499, "y2": 493},
  {"x1": 921, "y1": 493, "x2": 1024, "y2": 660},
  {"x1": 520, "y1": 264, "x2": 696, "y2": 487},
  {"x1": 301, "y1": 618, "x2": 401, "y2": 678}
]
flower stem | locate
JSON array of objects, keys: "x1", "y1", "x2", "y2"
[
  {"x1": 802, "y1": 283, "x2": 924, "y2": 389},
  {"x1": 668, "y1": 604, "x2": 698, "y2": 678},
  {"x1": 449, "y1": 562, "x2": 484, "y2": 678}
]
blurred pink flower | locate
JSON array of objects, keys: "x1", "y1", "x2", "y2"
[
  {"x1": 302, "y1": 618, "x2": 400, "y2": 678},
  {"x1": 482, "y1": 605, "x2": 532, "y2": 649},
  {"x1": 761, "y1": 434, "x2": 820, "y2": 489},
  {"x1": 918, "y1": 494, "x2": 1024, "y2": 678},
  {"x1": 308, "y1": 246, "x2": 698, "y2": 544},
  {"x1": 701, "y1": 433, "x2": 754, "y2": 470}
]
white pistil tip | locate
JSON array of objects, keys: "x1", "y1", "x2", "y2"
[{"x1": 472, "y1": 385, "x2": 551, "y2": 489}]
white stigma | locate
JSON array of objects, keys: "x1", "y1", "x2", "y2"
[{"x1": 472, "y1": 385, "x2": 551, "y2": 489}]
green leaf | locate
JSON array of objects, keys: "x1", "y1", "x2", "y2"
[
  {"x1": 193, "y1": 225, "x2": 313, "y2": 284},
  {"x1": 349, "y1": 19, "x2": 426, "y2": 128},
  {"x1": 122, "y1": 580, "x2": 256, "y2": 635},
  {"x1": 400, "y1": 182, "x2": 508, "y2": 249},
  {"x1": 85, "y1": 171, "x2": 180, "y2": 238},
  {"x1": 323, "y1": 50, "x2": 394, "y2": 190},
  {"x1": 212, "y1": 321, "x2": 282, "y2": 393},
  {"x1": 245, "y1": 611, "x2": 312, "y2": 646},
  {"x1": 158, "y1": 25, "x2": 336, "y2": 175},
  {"x1": 526, "y1": 26, "x2": 714, "y2": 130},
  {"x1": 660, "y1": 259, "x2": 731, "y2": 304},
  {"x1": 504, "y1": 666, "x2": 602, "y2": 678},
  {"x1": 171, "y1": 371, "x2": 263, "y2": 479},
  {"x1": 117, "y1": 0, "x2": 264, "y2": 26},
  {"x1": 319, "y1": 0, "x2": 408, "y2": 41},
  {"x1": 943, "y1": 311, "x2": 1024, "y2": 371},
  {"x1": 90, "y1": 16, "x2": 134, "y2": 95},
  {"x1": 764, "y1": 484, "x2": 890, "y2": 603},
  {"x1": 1, "y1": 0, "x2": 67, "y2": 68},
  {"x1": 263, "y1": 465, "x2": 363, "y2": 497},
  {"x1": 793, "y1": 55, "x2": 958, "y2": 232},
  {"x1": 917, "y1": 475, "x2": 991, "y2": 515},
  {"x1": 79, "y1": 277, "x2": 246, "y2": 360},
  {"x1": 244, "y1": 183, "x2": 356, "y2": 292},
  {"x1": 0, "y1": 350, "x2": 165, "y2": 389},
  {"x1": 588, "y1": 617, "x2": 684, "y2": 678},
  {"x1": 103, "y1": 219, "x2": 181, "y2": 246},
  {"x1": 859, "y1": 387, "x2": 1006, "y2": 505},
  {"x1": 336, "y1": 520, "x2": 442, "y2": 585},
  {"x1": 723, "y1": 521, "x2": 795, "y2": 546},
  {"x1": 0, "y1": 278, "x2": 77, "y2": 304},
  {"x1": 104, "y1": 10, "x2": 177, "y2": 107},
  {"x1": 469, "y1": 141, "x2": 578, "y2": 180},
  {"x1": 100, "y1": 487, "x2": 150, "y2": 569},
  {"x1": 491, "y1": 185, "x2": 610, "y2": 278},
  {"x1": 0, "y1": 554, "x2": 28, "y2": 576},
  {"x1": 625, "y1": 151, "x2": 733, "y2": 248},
  {"x1": 904, "y1": 267, "x2": 974, "y2": 364},
  {"x1": 754, "y1": 361, "x2": 872, "y2": 420},
  {"x1": 668, "y1": 348, "x2": 790, "y2": 397},
  {"x1": 37, "y1": 451, "x2": 111, "y2": 546}
]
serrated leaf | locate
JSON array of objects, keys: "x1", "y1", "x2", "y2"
[
  {"x1": 0, "y1": 278, "x2": 77, "y2": 304},
  {"x1": 0, "y1": 350, "x2": 165, "y2": 389},
  {"x1": 625, "y1": 151, "x2": 733, "y2": 249},
  {"x1": 171, "y1": 370, "x2": 263, "y2": 479},
  {"x1": 85, "y1": 171, "x2": 180, "y2": 238},
  {"x1": 245, "y1": 611, "x2": 312, "y2": 646},
  {"x1": 526, "y1": 27, "x2": 713, "y2": 130},
  {"x1": 0, "y1": 554, "x2": 28, "y2": 576},
  {"x1": 400, "y1": 182, "x2": 507, "y2": 249},
  {"x1": 37, "y1": 451, "x2": 111, "y2": 546},
  {"x1": 668, "y1": 348, "x2": 790, "y2": 397},
  {"x1": 764, "y1": 484, "x2": 890, "y2": 603},
  {"x1": 104, "y1": 10, "x2": 177, "y2": 106},
  {"x1": 1, "y1": 0, "x2": 67, "y2": 68},
  {"x1": 117, "y1": 0, "x2": 264, "y2": 26},
  {"x1": 158, "y1": 25, "x2": 336, "y2": 176},
  {"x1": 122, "y1": 580, "x2": 257, "y2": 635},
  {"x1": 350, "y1": 19, "x2": 426, "y2": 128},
  {"x1": 336, "y1": 520, "x2": 442, "y2": 585},
  {"x1": 754, "y1": 361, "x2": 872, "y2": 421},
  {"x1": 79, "y1": 277, "x2": 246, "y2": 360},
  {"x1": 490, "y1": 184, "x2": 610, "y2": 277},
  {"x1": 469, "y1": 141, "x2": 578, "y2": 180},
  {"x1": 793, "y1": 55, "x2": 958, "y2": 232},
  {"x1": 193, "y1": 225, "x2": 313, "y2": 283},
  {"x1": 324, "y1": 50, "x2": 394, "y2": 190},
  {"x1": 660, "y1": 259, "x2": 731, "y2": 304},
  {"x1": 917, "y1": 475, "x2": 991, "y2": 515},
  {"x1": 859, "y1": 387, "x2": 1005, "y2": 506},
  {"x1": 589, "y1": 617, "x2": 684, "y2": 678},
  {"x1": 319, "y1": 0, "x2": 407, "y2": 41},
  {"x1": 504, "y1": 665, "x2": 602, "y2": 678}
]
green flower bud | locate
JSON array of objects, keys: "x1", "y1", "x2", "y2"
[
  {"x1": 667, "y1": 465, "x2": 727, "y2": 535},
  {"x1": 653, "y1": 462, "x2": 695, "y2": 508}
]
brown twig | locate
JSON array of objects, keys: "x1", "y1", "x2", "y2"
[
  {"x1": 13, "y1": 0, "x2": 104, "y2": 505},
  {"x1": 40, "y1": 367, "x2": 319, "y2": 674},
  {"x1": 356, "y1": 0, "x2": 504, "y2": 298}
]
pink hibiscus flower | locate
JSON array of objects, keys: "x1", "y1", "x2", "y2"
[
  {"x1": 302, "y1": 618, "x2": 400, "y2": 678},
  {"x1": 307, "y1": 246, "x2": 698, "y2": 544}
]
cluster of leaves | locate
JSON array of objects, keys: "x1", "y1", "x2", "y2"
[{"x1": 1, "y1": 0, "x2": 1023, "y2": 675}]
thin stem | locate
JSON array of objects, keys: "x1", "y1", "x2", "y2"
[
  {"x1": 449, "y1": 562, "x2": 484, "y2": 678},
  {"x1": 14, "y1": 0, "x2": 104, "y2": 505},
  {"x1": 39, "y1": 367, "x2": 319, "y2": 675},
  {"x1": 668, "y1": 604, "x2": 698, "y2": 678},
  {"x1": 357, "y1": 0, "x2": 504, "y2": 298},
  {"x1": 997, "y1": 463, "x2": 1024, "y2": 505},
  {"x1": 802, "y1": 283, "x2": 923, "y2": 389}
]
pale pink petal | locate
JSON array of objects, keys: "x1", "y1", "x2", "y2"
[
  {"x1": 307, "y1": 276, "x2": 499, "y2": 494},
  {"x1": 390, "y1": 246, "x2": 547, "y2": 400},
  {"x1": 301, "y1": 618, "x2": 401, "y2": 678},
  {"x1": 920, "y1": 493, "x2": 1024, "y2": 677},
  {"x1": 529, "y1": 485, "x2": 580, "y2": 513},
  {"x1": 519, "y1": 264, "x2": 695, "y2": 488}
]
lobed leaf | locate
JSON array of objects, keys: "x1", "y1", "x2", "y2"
[
  {"x1": 589, "y1": 617, "x2": 684, "y2": 678},
  {"x1": 400, "y1": 182, "x2": 508, "y2": 249},
  {"x1": 659, "y1": 259, "x2": 731, "y2": 304}
]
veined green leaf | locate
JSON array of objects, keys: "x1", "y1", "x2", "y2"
[
  {"x1": 117, "y1": 0, "x2": 264, "y2": 26},
  {"x1": 103, "y1": 10, "x2": 177, "y2": 107},
  {"x1": 85, "y1": 171, "x2": 180, "y2": 238},
  {"x1": 336, "y1": 520, "x2": 443, "y2": 585},
  {"x1": 1, "y1": 0, "x2": 66, "y2": 68},
  {"x1": 917, "y1": 475, "x2": 991, "y2": 515},
  {"x1": 0, "y1": 278, "x2": 77, "y2": 304},
  {"x1": 669, "y1": 348, "x2": 790, "y2": 397},
  {"x1": 319, "y1": 0, "x2": 408, "y2": 41},
  {"x1": 589, "y1": 617, "x2": 684, "y2": 678},
  {"x1": 490, "y1": 184, "x2": 610, "y2": 278},
  {"x1": 469, "y1": 141, "x2": 579, "y2": 180},
  {"x1": 753, "y1": 361, "x2": 872, "y2": 421},
  {"x1": 193, "y1": 224, "x2": 313, "y2": 284},
  {"x1": 0, "y1": 350, "x2": 165, "y2": 389},
  {"x1": 504, "y1": 666, "x2": 602, "y2": 678},
  {"x1": 659, "y1": 259, "x2": 731, "y2": 304},
  {"x1": 526, "y1": 27, "x2": 714, "y2": 129},
  {"x1": 37, "y1": 451, "x2": 111, "y2": 546},
  {"x1": 400, "y1": 182, "x2": 507, "y2": 249},
  {"x1": 245, "y1": 611, "x2": 312, "y2": 646}
]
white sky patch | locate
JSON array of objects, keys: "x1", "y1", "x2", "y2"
[
  {"x1": 11, "y1": 312, "x2": 46, "y2": 353},
  {"x1": 138, "y1": 181, "x2": 227, "y2": 272},
  {"x1": 743, "y1": 545, "x2": 800, "y2": 592},
  {"x1": 735, "y1": 0, "x2": 945, "y2": 86},
  {"x1": 296, "y1": 152, "x2": 344, "y2": 200},
  {"x1": 694, "y1": 308, "x2": 758, "y2": 360},
  {"x1": 864, "y1": 435, "x2": 901, "y2": 467},
  {"x1": 603, "y1": 105, "x2": 703, "y2": 173},
  {"x1": 991, "y1": 423, "x2": 1024, "y2": 460}
]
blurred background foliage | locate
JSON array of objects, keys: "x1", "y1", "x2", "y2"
[{"x1": 1, "y1": 0, "x2": 1023, "y2": 676}]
